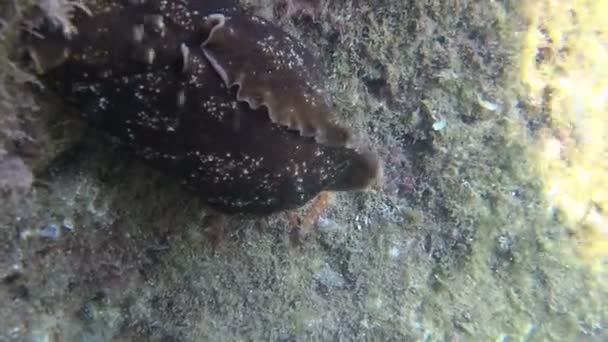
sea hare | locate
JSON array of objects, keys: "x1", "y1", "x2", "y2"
[{"x1": 23, "y1": 0, "x2": 380, "y2": 215}]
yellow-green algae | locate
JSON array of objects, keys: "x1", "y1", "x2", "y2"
[{"x1": 520, "y1": 0, "x2": 608, "y2": 262}]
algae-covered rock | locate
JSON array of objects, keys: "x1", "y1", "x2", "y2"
[{"x1": 0, "y1": 0, "x2": 605, "y2": 341}]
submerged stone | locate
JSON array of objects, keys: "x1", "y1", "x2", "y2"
[{"x1": 23, "y1": 0, "x2": 380, "y2": 215}]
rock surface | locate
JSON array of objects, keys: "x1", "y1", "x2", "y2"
[{"x1": 0, "y1": 0, "x2": 605, "y2": 341}]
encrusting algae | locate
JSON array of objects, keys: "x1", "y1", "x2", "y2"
[
  {"x1": 21, "y1": 0, "x2": 381, "y2": 215},
  {"x1": 520, "y1": 0, "x2": 608, "y2": 264}
]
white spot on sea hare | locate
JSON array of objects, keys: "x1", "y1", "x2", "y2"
[
  {"x1": 132, "y1": 24, "x2": 144, "y2": 42},
  {"x1": 180, "y1": 43, "x2": 190, "y2": 72},
  {"x1": 177, "y1": 89, "x2": 186, "y2": 107},
  {"x1": 144, "y1": 48, "x2": 155, "y2": 64}
]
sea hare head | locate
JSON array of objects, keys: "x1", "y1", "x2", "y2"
[
  {"x1": 327, "y1": 149, "x2": 382, "y2": 192},
  {"x1": 201, "y1": 12, "x2": 352, "y2": 147}
]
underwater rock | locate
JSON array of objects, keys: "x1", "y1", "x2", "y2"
[{"x1": 23, "y1": 0, "x2": 380, "y2": 215}]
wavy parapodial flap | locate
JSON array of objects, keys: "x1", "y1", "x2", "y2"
[{"x1": 200, "y1": 12, "x2": 352, "y2": 147}]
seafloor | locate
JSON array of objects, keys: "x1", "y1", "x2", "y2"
[{"x1": 0, "y1": 0, "x2": 606, "y2": 341}]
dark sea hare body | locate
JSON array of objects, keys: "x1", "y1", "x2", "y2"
[{"x1": 25, "y1": 0, "x2": 379, "y2": 215}]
